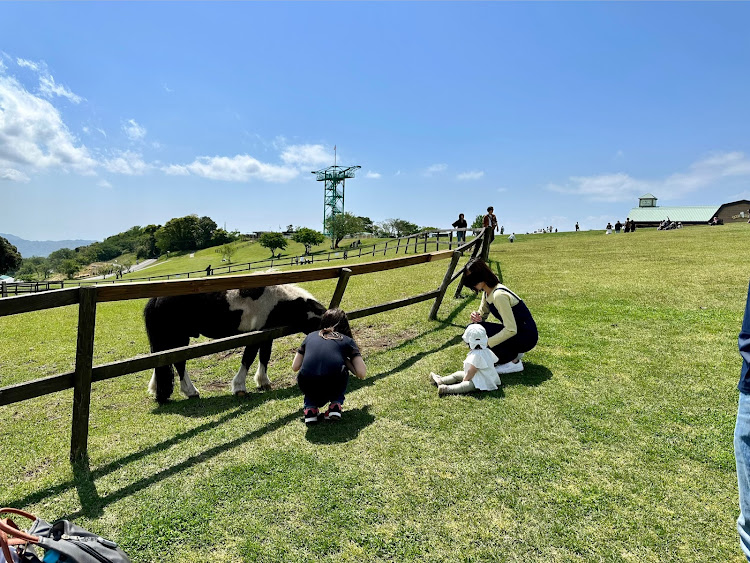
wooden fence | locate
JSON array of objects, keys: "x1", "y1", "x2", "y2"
[
  {"x1": 0, "y1": 228, "x2": 480, "y2": 296},
  {"x1": 0, "y1": 230, "x2": 490, "y2": 462}
]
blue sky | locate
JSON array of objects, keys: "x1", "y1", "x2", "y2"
[{"x1": 2, "y1": 2, "x2": 749, "y2": 241}]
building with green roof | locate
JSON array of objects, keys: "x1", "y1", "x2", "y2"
[{"x1": 627, "y1": 194, "x2": 750, "y2": 227}]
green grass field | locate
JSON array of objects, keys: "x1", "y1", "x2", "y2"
[{"x1": 1, "y1": 224, "x2": 749, "y2": 561}]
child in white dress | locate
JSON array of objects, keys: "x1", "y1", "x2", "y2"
[{"x1": 430, "y1": 324, "x2": 501, "y2": 395}]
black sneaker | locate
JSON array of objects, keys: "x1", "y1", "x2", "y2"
[
  {"x1": 304, "y1": 407, "x2": 321, "y2": 425},
  {"x1": 324, "y1": 402, "x2": 342, "y2": 421}
]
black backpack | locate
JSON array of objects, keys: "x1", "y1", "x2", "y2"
[{"x1": 1, "y1": 509, "x2": 130, "y2": 563}]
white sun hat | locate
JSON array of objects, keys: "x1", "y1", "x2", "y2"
[{"x1": 462, "y1": 324, "x2": 489, "y2": 349}]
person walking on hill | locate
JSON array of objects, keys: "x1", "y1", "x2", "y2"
[
  {"x1": 452, "y1": 213, "x2": 468, "y2": 244},
  {"x1": 575, "y1": 222, "x2": 580, "y2": 232},
  {"x1": 483, "y1": 206, "x2": 499, "y2": 244},
  {"x1": 615, "y1": 220, "x2": 622, "y2": 233},
  {"x1": 462, "y1": 258, "x2": 538, "y2": 375}
]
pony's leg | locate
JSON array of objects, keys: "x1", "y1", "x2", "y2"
[
  {"x1": 232, "y1": 345, "x2": 259, "y2": 395},
  {"x1": 254, "y1": 341, "x2": 273, "y2": 391},
  {"x1": 175, "y1": 359, "x2": 200, "y2": 399},
  {"x1": 149, "y1": 364, "x2": 175, "y2": 404},
  {"x1": 148, "y1": 335, "x2": 190, "y2": 404}
]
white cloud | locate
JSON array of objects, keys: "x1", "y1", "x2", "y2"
[
  {"x1": 0, "y1": 168, "x2": 30, "y2": 182},
  {"x1": 162, "y1": 83, "x2": 173, "y2": 93},
  {"x1": 17, "y1": 58, "x2": 83, "y2": 104},
  {"x1": 16, "y1": 58, "x2": 40, "y2": 72},
  {"x1": 546, "y1": 151, "x2": 750, "y2": 202},
  {"x1": 280, "y1": 144, "x2": 331, "y2": 167},
  {"x1": 38, "y1": 74, "x2": 83, "y2": 104},
  {"x1": 98, "y1": 179, "x2": 112, "y2": 188},
  {"x1": 170, "y1": 154, "x2": 299, "y2": 183},
  {"x1": 103, "y1": 150, "x2": 150, "y2": 175},
  {"x1": 457, "y1": 170, "x2": 484, "y2": 181},
  {"x1": 497, "y1": 187, "x2": 507, "y2": 192},
  {"x1": 423, "y1": 163, "x2": 447, "y2": 176},
  {"x1": 366, "y1": 171, "x2": 381, "y2": 179},
  {"x1": 0, "y1": 74, "x2": 96, "y2": 175},
  {"x1": 162, "y1": 164, "x2": 190, "y2": 176},
  {"x1": 123, "y1": 119, "x2": 147, "y2": 141}
]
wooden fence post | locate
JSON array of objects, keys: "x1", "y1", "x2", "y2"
[
  {"x1": 429, "y1": 250, "x2": 462, "y2": 320},
  {"x1": 454, "y1": 234, "x2": 484, "y2": 298},
  {"x1": 70, "y1": 286, "x2": 97, "y2": 462},
  {"x1": 329, "y1": 268, "x2": 353, "y2": 309},
  {"x1": 481, "y1": 228, "x2": 491, "y2": 262},
  {"x1": 1, "y1": 281, "x2": 6, "y2": 298}
]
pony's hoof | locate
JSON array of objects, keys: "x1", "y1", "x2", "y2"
[
  {"x1": 258, "y1": 384, "x2": 272, "y2": 392},
  {"x1": 188, "y1": 394, "x2": 200, "y2": 400},
  {"x1": 235, "y1": 390, "x2": 247, "y2": 397}
]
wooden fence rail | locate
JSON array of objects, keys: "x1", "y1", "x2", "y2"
[{"x1": 0, "y1": 230, "x2": 488, "y2": 461}]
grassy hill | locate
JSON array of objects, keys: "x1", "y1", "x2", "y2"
[{"x1": 1, "y1": 224, "x2": 749, "y2": 561}]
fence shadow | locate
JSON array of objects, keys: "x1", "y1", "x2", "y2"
[
  {"x1": 60, "y1": 410, "x2": 300, "y2": 521},
  {"x1": 304, "y1": 405, "x2": 375, "y2": 444},
  {"x1": 152, "y1": 383, "x2": 301, "y2": 418}
]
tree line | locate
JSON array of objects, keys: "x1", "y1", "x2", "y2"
[
  {"x1": 1, "y1": 215, "x2": 238, "y2": 280},
  {"x1": 0, "y1": 212, "x2": 444, "y2": 281}
]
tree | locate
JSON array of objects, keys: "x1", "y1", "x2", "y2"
[
  {"x1": 211, "y1": 228, "x2": 237, "y2": 247},
  {"x1": 136, "y1": 224, "x2": 160, "y2": 259},
  {"x1": 220, "y1": 242, "x2": 238, "y2": 263},
  {"x1": 357, "y1": 216, "x2": 376, "y2": 234},
  {"x1": 471, "y1": 215, "x2": 484, "y2": 229},
  {"x1": 292, "y1": 228, "x2": 325, "y2": 253},
  {"x1": 15, "y1": 256, "x2": 51, "y2": 281},
  {"x1": 0, "y1": 236, "x2": 22, "y2": 274},
  {"x1": 259, "y1": 232, "x2": 288, "y2": 258},
  {"x1": 392, "y1": 219, "x2": 420, "y2": 237},
  {"x1": 60, "y1": 259, "x2": 79, "y2": 280},
  {"x1": 155, "y1": 215, "x2": 200, "y2": 252},
  {"x1": 327, "y1": 213, "x2": 363, "y2": 248},
  {"x1": 48, "y1": 248, "x2": 77, "y2": 273},
  {"x1": 195, "y1": 216, "x2": 218, "y2": 249}
]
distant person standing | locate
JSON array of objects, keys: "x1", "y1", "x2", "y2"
[
  {"x1": 624, "y1": 219, "x2": 631, "y2": 233},
  {"x1": 575, "y1": 222, "x2": 580, "y2": 232},
  {"x1": 483, "y1": 206, "x2": 499, "y2": 244},
  {"x1": 631, "y1": 221, "x2": 636, "y2": 232},
  {"x1": 615, "y1": 220, "x2": 622, "y2": 233},
  {"x1": 508, "y1": 233, "x2": 515, "y2": 243},
  {"x1": 734, "y1": 279, "x2": 750, "y2": 560},
  {"x1": 500, "y1": 225, "x2": 504, "y2": 235},
  {"x1": 605, "y1": 222, "x2": 613, "y2": 235},
  {"x1": 452, "y1": 213, "x2": 468, "y2": 244}
]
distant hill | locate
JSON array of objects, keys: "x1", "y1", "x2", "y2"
[{"x1": 0, "y1": 233, "x2": 98, "y2": 258}]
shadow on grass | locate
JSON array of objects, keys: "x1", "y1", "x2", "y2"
[
  {"x1": 455, "y1": 363, "x2": 552, "y2": 401},
  {"x1": 152, "y1": 383, "x2": 301, "y2": 418},
  {"x1": 10, "y1": 394, "x2": 299, "y2": 518},
  {"x1": 61, "y1": 410, "x2": 301, "y2": 521},
  {"x1": 304, "y1": 405, "x2": 375, "y2": 444}
]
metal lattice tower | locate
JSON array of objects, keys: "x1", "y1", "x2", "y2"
[{"x1": 311, "y1": 164, "x2": 361, "y2": 237}]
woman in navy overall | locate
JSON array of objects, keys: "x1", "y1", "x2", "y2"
[{"x1": 462, "y1": 258, "x2": 538, "y2": 375}]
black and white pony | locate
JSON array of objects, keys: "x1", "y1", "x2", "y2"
[{"x1": 143, "y1": 284, "x2": 326, "y2": 404}]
